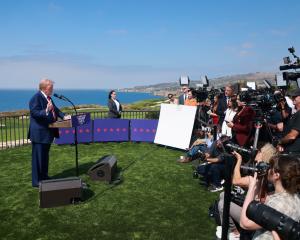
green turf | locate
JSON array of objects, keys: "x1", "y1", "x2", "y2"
[{"x1": 0, "y1": 142, "x2": 219, "y2": 240}]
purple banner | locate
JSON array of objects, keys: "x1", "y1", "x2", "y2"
[
  {"x1": 130, "y1": 119, "x2": 158, "y2": 142},
  {"x1": 93, "y1": 119, "x2": 130, "y2": 142},
  {"x1": 77, "y1": 121, "x2": 93, "y2": 143},
  {"x1": 55, "y1": 121, "x2": 92, "y2": 145},
  {"x1": 55, "y1": 128, "x2": 75, "y2": 145}
]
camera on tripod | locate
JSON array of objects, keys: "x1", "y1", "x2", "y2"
[{"x1": 279, "y1": 47, "x2": 300, "y2": 87}]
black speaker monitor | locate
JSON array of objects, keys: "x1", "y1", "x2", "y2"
[
  {"x1": 39, "y1": 177, "x2": 82, "y2": 208},
  {"x1": 88, "y1": 155, "x2": 117, "y2": 183}
]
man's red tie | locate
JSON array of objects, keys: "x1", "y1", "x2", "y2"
[{"x1": 47, "y1": 96, "x2": 56, "y2": 120}]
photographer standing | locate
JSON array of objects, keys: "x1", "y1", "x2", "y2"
[
  {"x1": 277, "y1": 89, "x2": 300, "y2": 153},
  {"x1": 240, "y1": 154, "x2": 300, "y2": 239}
]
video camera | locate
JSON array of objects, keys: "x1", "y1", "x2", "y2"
[
  {"x1": 247, "y1": 200, "x2": 300, "y2": 240},
  {"x1": 279, "y1": 47, "x2": 300, "y2": 87}
]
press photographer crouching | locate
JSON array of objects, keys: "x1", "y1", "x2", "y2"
[
  {"x1": 216, "y1": 142, "x2": 277, "y2": 239},
  {"x1": 193, "y1": 136, "x2": 231, "y2": 192},
  {"x1": 240, "y1": 154, "x2": 300, "y2": 240}
]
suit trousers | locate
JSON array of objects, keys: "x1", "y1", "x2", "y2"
[{"x1": 31, "y1": 142, "x2": 51, "y2": 187}]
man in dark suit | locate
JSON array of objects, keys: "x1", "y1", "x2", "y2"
[
  {"x1": 28, "y1": 79, "x2": 68, "y2": 187},
  {"x1": 216, "y1": 84, "x2": 234, "y2": 126},
  {"x1": 178, "y1": 85, "x2": 189, "y2": 105}
]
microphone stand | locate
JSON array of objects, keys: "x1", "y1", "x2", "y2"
[{"x1": 55, "y1": 95, "x2": 80, "y2": 177}]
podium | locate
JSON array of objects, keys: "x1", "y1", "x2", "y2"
[
  {"x1": 49, "y1": 113, "x2": 91, "y2": 129},
  {"x1": 49, "y1": 119, "x2": 72, "y2": 128},
  {"x1": 50, "y1": 113, "x2": 91, "y2": 176}
]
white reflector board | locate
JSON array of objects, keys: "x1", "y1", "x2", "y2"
[{"x1": 154, "y1": 104, "x2": 197, "y2": 150}]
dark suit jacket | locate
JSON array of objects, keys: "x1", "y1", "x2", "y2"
[
  {"x1": 216, "y1": 95, "x2": 228, "y2": 125},
  {"x1": 178, "y1": 94, "x2": 186, "y2": 105},
  {"x1": 232, "y1": 106, "x2": 255, "y2": 146},
  {"x1": 108, "y1": 99, "x2": 122, "y2": 118},
  {"x1": 28, "y1": 91, "x2": 65, "y2": 144}
]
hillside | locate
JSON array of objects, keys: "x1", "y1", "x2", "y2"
[{"x1": 120, "y1": 72, "x2": 276, "y2": 96}]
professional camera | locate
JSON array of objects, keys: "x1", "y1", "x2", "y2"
[
  {"x1": 224, "y1": 142, "x2": 253, "y2": 155},
  {"x1": 279, "y1": 47, "x2": 300, "y2": 86},
  {"x1": 231, "y1": 185, "x2": 246, "y2": 207},
  {"x1": 239, "y1": 89, "x2": 277, "y2": 113},
  {"x1": 280, "y1": 47, "x2": 300, "y2": 71},
  {"x1": 247, "y1": 200, "x2": 300, "y2": 240},
  {"x1": 194, "y1": 88, "x2": 208, "y2": 102},
  {"x1": 240, "y1": 161, "x2": 270, "y2": 177}
]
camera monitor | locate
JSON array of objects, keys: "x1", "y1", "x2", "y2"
[
  {"x1": 276, "y1": 74, "x2": 287, "y2": 87},
  {"x1": 179, "y1": 76, "x2": 190, "y2": 86}
]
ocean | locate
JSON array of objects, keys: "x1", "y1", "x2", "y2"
[{"x1": 0, "y1": 89, "x2": 162, "y2": 112}]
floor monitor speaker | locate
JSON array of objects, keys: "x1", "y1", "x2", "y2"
[
  {"x1": 88, "y1": 155, "x2": 117, "y2": 183},
  {"x1": 39, "y1": 177, "x2": 82, "y2": 208}
]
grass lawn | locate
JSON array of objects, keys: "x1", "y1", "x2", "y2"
[{"x1": 0, "y1": 142, "x2": 219, "y2": 240}]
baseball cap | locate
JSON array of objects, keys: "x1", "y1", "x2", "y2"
[{"x1": 289, "y1": 89, "x2": 300, "y2": 97}]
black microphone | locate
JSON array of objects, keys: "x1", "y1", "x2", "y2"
[{"x1": 53, "y1": 93, "x2": 66, "y2": 100}]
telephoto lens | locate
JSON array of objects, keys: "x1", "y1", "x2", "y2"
[{"x1": 247, "y1": 200, "x2": 300, "y2": 240}]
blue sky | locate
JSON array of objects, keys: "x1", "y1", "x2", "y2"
[{"x1": 0, "y1": 0, "x2": 299, "y2": 89}]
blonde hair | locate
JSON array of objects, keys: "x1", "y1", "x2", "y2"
[
  {"x1": 39, "y1": 78, "x2": 54, "y2": 91},
  {"x1": 260, "y1": 143, "x2": 277, "y2": 163}
]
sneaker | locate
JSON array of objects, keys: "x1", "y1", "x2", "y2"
[
  {"x1": 215, "y1": 226, "x2": 222, "y2": 239},
  {"x1": 215, "y1": 227, "x2": 240, "y2": 240},
  {"x1": 209, "y1": 185, "x2": 224, "y2": 192},
  {"x1": 228, "y1": 232, "x2": 240, "y2": 240}
]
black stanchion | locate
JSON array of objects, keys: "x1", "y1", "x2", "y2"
[
  {"x1": 221, "y1": 153, "x2": 236, "y2": 240},
  {"x1": 54, "y1": 94, "x2": 79, "y2": 176}
]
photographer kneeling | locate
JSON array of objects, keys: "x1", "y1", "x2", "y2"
[
  {"x1": 240, "y1": 154, "x2": 300, "y2": 240},
  {"x1": 217, "y1": 143, "x2": 276, "y2": 239}
]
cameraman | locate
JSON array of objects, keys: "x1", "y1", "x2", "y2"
[
  {"x1": 240, "y1": 154, "x2": 300, "y2": 239},
  {"x1": 277, "y1": 89, "x2": 300, "y2": 154},
  {"x1": 267, "y1": 91, "x2": 292, "y2": 139}
]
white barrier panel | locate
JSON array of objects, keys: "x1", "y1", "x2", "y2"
[{"x1": 154, "y1": 104, "x2": 197, "y2": 150}]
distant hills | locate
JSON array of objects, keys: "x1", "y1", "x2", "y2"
[{"x1": 120, "y1": 72, "x2": 276, "y2": 96}]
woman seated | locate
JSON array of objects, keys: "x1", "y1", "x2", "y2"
[{"x1": 240, "y1": 154, "x2": 300, "y2": 240}]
